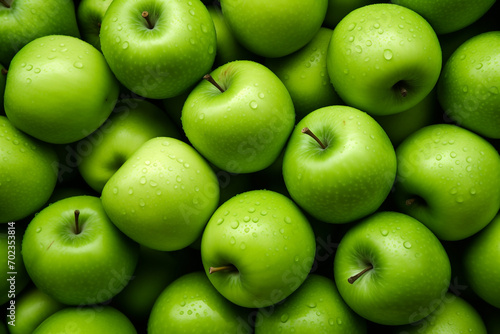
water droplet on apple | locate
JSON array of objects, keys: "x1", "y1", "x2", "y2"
[
  {"x1": 115, "y1": 36, "x2": 121, "y2": 43},
  {"x1": 337, "y1": 318, "x2": 343, "y2": 325},
  {"x1": 26, "y1": 78, "x2": 32, "y2": 84},
  {"x1": 450, "y1": 187, "x2": 458, "y2": 195},
  {"x1": 374, "y1": 23, "x2": 380, "y2": 29},
  {"x1": 189, "y1": 9, "x2": 195, "y2": 15},
  {"x1": 366, "y1": 40, "x2": 372, "y2": 46},
  {"x1": 450, "y1": 152, "x2": 457, "y2": 158},
  {"x1": 139, "y1": 199, "x2": 146, "y2": 207},
  {"x1": 231, "y1": 221, "x2": 239, "y2": 229},
  {"x1": 380, "y1": 229, "x2": 388, "y2": 236},
  {"x1": 294, "y1": 256, "x2": 300, "y2": 262},
  {"x1": 456, "y1": 196, "x2": 464, "y2": 203},
  {"x1": 112, "y1": 17, "x2": 118, "y2": 22},
  {"x1": 122, "y1": 42, "x2": 129, "y2": 49},
  {"x1": 489, "y1": 86, "x2": 499, "y2": 95},
  {"x1": 280, "y1": 313, "x2": 289, "y2": 323},
  {"x1": 347, "y1": 23, "x2": 356, "y2": 31},
  {"x1": 128, "y1": 188, "x2": 134, "y2": 194},
  {"x1": 187, "y1": 24, "x2": 193, "y2": 31},
  {"x1": 34, "y1": 68, "x2": 40, "y2": 74},
  {"x1": 240, "y1": 242, "x2": 246, "y2": 250},
  {"x1": 284, "y1": 216, "x2": 292, "y2": 224},
  {"x1": 459, "y1": 54, "x2": 466, "y2": 60},
  {"x1": 383, "y1": 49, "x2": 393, "y2": 60},
  {"x1": 230, "y1": 237, "x2": 236, "y2": 245},
  {"x1": 355, "y1": 45, "x2": 362, "y2": 53},
  {"x1": 307, "y1": 302, "x2": 317, "y2": 308},
  {"x1": 469, "y1": 188, "x2": 477, "y2": 195},
  {"x1": 252, "y1": 217, "x2": 259, "y2": 223},
  {"x1": 475, "y1": 63, "x2": 483, "y2": 70},
  {"x1": 26, "y1": 64, "x2": 33, "y2": 71},
  {"x1": 436, "y1": 154, "x2": 442, "y2": 161},
  {"x1": 117, "y1": 25, "x2": 122, "y2": 31},
  {"x1": 36, "y1": 227, "x2": 42, "y2": 233},
  {"x1": 140, "y1": 176, "x2": 147, "y2": 185},
  {"x1": 403, "y1": 241, "x2": 412, "y2": 249},
  {"x1": 249, "y1": 101, "x2": 258, "y2": 109}
]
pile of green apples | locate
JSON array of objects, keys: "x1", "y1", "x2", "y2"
[{"x1": 1, "y1": 0, "x2": 499, "y2": 332}]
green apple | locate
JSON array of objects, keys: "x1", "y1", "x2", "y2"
[
  {"x1": 181, "y1": 60, "x2": 295, "y2": 174},
  {"x1": 265, "y1": 27, "x2": 343, "y2": 121},
  {"x1": 201, "y1": 190, "x2": 316, "y2": 308},
  {"x1": 7, "y1": 287, "x2": 65, "y2": 334},
  {"x1": 0, "y1": 0, "x2": 80, "y2": 66},
  {"x1": 463, "y1": 213, "x2": 500, "y2": 308},
  {"x1": 78, "y1": 98, "x2": 181, "y2": 193},
  {"x1": 255, "y1": 274, "x2": 367, "y2": 333},
  {"x1": 282, "y1": 105, "x2": 397, "y2": 224},
  {"x1": 327, "y1": 3, "x2": 442, "y2": 116},
  {"x1": 220, "y1": 0, "x2": 328, "y2": 58},
  {"x1": 148, "y1": 271, "x2": 251, "y2": 333},
  {"x1": 33, "y1": 306, "x2": 137, "y2": 334},
  {"x1": 393, "y1": 124, "x2": 500, "y2": 240},
  {"x1": 4, "y1": 35, "x2": 120, "y2": 144},
  {"x1": 438, "y1": 31, "x2": 500, "y2": 139},
  {"x1": 0, "y1": 116, "x2": 58, "y2": 223},
  {"x1": 323, "y1": 0, "x2": 379, "y2": 29},
  {"x1": 393, "y1": 293, "x2": 487, "y2": 333},
  {"x1": 100, "y1": 0, "x2": 216, "y2": 99},
  {"x1": 22, "y1": 196, "x2": 139, "y2": 305},
  {"x1": 101, "y1": 137, "x2": 220, "y2": 251},
  {"x1": 391, "y1": 0, "x2": 496, "y2": 35},
  {"x1": 334, "y1": 211, "x2": 451, "y2": 325},
  {"x1": 77, "y1": 0, "x2": 114, "y2": 51}
]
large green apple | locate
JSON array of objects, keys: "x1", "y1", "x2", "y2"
[
  {"x1": 22, "y1": 196, "x2": 139, "y2": 305},
  {"x1": 334, "y1": 211, "x2": 451, "y2": 325},
  {"x1": 255, "y1": 274, "x2": 367, "y2": 333},
  {"x1": 181, "y1": 60, "x2": 295, "y2": 174},
  {"x1": 327, "y1": 3, "x2": 442, "y2": 116},
  {"x1": 393, "y1": 124, "x2": 500, "y2": 240},
  {"x1": 78, "y1": 98, "x2": 181, "y2": 193},
  {"x1": 220, "y1": 0, "x2": 328, "y2": 58},
  {"x1": 100, "y1": 0, "x2": 216, "y2": 99},
  {"x1": 0, "y1": 116, "x2": 58, "y2": 223},
  {"x1": 0, "y1": 0, "x2": 80, "y2": 66},
  {"x1": 148, "y1": 271, "x2": 251, "y2": 333},
  {"x1": 7, "y1": 287, "x2": 65, "y2": 334},
  {"x1": 392, "y1": 0, "x2": 496, "y2": 35},
  {"x1": 33, "y1": 306, "x2": 137, "y2": 334},
  {"x1": 201, "y1": 190, "x2": 316, "y2": 308},
  {"x1": 101, "y1": 137, "x2": 220, "y2": 251},
  {"x1": 463, "y1": 213, "x2": 500, "y2": 308},
  {"x1": 265, "y1": 27, "x2": 343, "y2": 121},
  {"x1": 393, "y1": 293, "x2": 487, "y2": 333},
  {"x1": 282, "y1": 105, "x2": 397, "y2": 224},
  {"x1": 4, "y1": 35, "x2": 119, "y2": 144},
  {"x1": 323, "y1": 0, "x2": 379, "y2": 29},
  {"x1": 438, "y1": 31, "x2": 500, "y2": 139},
  {"x1": 77, "y1": 0, "x2": 114, "y2": 51}
]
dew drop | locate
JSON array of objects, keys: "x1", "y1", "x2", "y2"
[
  {"x1": 26, "y1": 64, "x2": 33, "y2": 71},
  {"x1": 366, "y1": 40, "x2": 372, "y2": 46},
  {"x1": 250, "y1": 101, "x2": 258, "y2": 109},
  {"x1": 34, "y1": 68, "x2": 40, "y2": 74},
  {"x1": 475, "y1": 63, "x2": 483, "y2": 70},
  {"x1": 258, "y1": 92, "x2": 265, "y2": 99},
  {"x1": 122, "y1": 42, "x2": 129, "y2": 49},
  {"x1": 450, "y1": 152, "x2": 457, "y2": 158},
  {"x1": 337, "y1": 318, "x2": 343, "y2": 325},
  {"x1": 489, "y1": 86, "x2": 499, "y2": 95},
  {"x1": 230, "y1": 237, "x2": 236, "y2": 245},
  {"x1": 380, "y1": 229, "x2": 388, "y2": 236},
  {"x1": 307, "y1": 302, "x2": 317, "y2": 308},
  {"x1": 436, "y1": 154, "x2": 442, "y2": 161},
  {"x1": 231, "y1": 221, "x2": 239, "y2": 229},
  {"x1": 189, "y1": 9, "x2": 195, "y2": 15},
  {"x1": 383, "y1": 49, "x2": 393, "y2": 60},
  {"x1": 403, "y1": 241, "x2": 412, "y2": 249},
  {"x1": 112, "y1": 187, "x2": 118, "y2": 194},
  {"x1": 470, "y1": 188, "x2": 477, "y2": 195},
  {"x1": 26, "y1": 78, "x2": 32, "y2": 84},
  {"x1": 36, "y1": 227, "x2": 42, "y2": 233},
  {"x1": 347, "y1": 23, "x2": 356, "y2": 31},
  {"x1": 456, "y1": 196, "x2": 464, "y2": 203},
  {"x1": 139, "y1": 176, "x2": 147, "y2": 185}
]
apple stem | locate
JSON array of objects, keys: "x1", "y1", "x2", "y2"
[
  {"x1": 203, "y1": 74, "x2": 225, "y2": 93},
  {"x1": 142, "y1": 11, "x2": 154, "y2": 29},
  {"x1": 348, "y1": 264, "x2": 373, "y2": 284},
  {"x1": 0, "y1": 0, "x2": 10, "y2": 8},
  {"x1": 1, "y1": 68, "x2": 7, "y2": 76},
  {"x1": 302, "y1": 127, "x2": 327, "y2": 149},
  {"x1": 400, "y1": 86, "x2": 408, "y2": 98},
  {"x1": 74, "y1": 210, "x2": 81, "y2": 234},
  {"x1": 97, "y1": 22, "x2": 101, "y2": 29},
  {"x1": 209, "y1": 265, "x2": 237, "y2": 274}
]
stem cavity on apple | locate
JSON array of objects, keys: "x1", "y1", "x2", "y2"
[
  {"x1": 142, "y1": 11, "x2": 154, "y2": 29},
  {"x1": 348, "y1": 264, "x2": 373, "y2": 284},
  {"x1": 302, "y1": 127, "x2": 327, "y2": 149},
  {"x1": 0, "y1": 0, "x2": 10, "y2": 8},
  {"x1": 203, "y1": 74, "x2": 225, "y2": 93},
  {"x1": 74, "y1": 209, "x2": 81, "y2": 235},
  {"x1": 209, "y1": 265, "x2": 237, "y2": 274},
  {"x1": 394, "y1": 81, "x2": 408, "y2": 98},
  {"x1": 1, "y1": 68, "x2": 7, "y2": 76}
]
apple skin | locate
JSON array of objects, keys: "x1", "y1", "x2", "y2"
[
  {"x1": 0, "y1": 0, "x2": 80, "y2": 66},
  {"x1": 181, "y1": 60, "x2": 295, "y2": 174},
  {"x1": 255, "y1": 274, "x2": 367, "y2": 333},
  {"x1": 393, "y1": 124, "x2": 500, "y2": 241},
  {"x1": 463, "y1": 213, "x2": 500, "y2": 308},
  {"x1": 282, "y1": 105, "x2": 397, "y2": 224},
  {"x1": 77, "y1": 0, "x2": 114, "y2": 51},
  {"x1": 392, "y1": 293, "x2": 487, "y2": 333},
  {"x1": 4, "y1": 35, "x2": 120, "y2": 144},
  {"x1": 21, "y1": 196, "x2": 139, "y2": 305},
  {"x1": 100, "y1": 0, "x2": 217, "y2": 99},
  {"x1": 327, "y1": 3, "x2": 442, "y2": 116},
  {"x1": 101, "y1": 137, "x2": 220, "y2": 251},
  {"x1": 33, "y1": 306, "x2": 137, "y2": 334},
  {"x1": 7, "y1": 287, "x2": 65, "y2": 334},
  {"x1": 220, "y1": 0, "x2": 328, "y2": 58},
  {"x1": 78, "y1": 98, "x2": 181, "y2": 193},
  {"x1": 334, "y1": 211, "x2": 451, "y2": 326},
  {"x1": 265, "y1": 27, "x2": 343, "y2": 121},
  {"x1": 323, "y1": 0, "x2": 379, "y2": 29},
  {"x1": 201, "y1": 190, "x2": 316, "y2": 308},
  {"x1": 148, "y1": 271, "x2": 251, "y2": 333},
  {"x1": 391, "y1": 0, "x2": 496, "y2": 35},
  {"x1": 0, "y1": 116, "x2": 58, "y2": 223},
  {"x1": 438, "y1": 31, "x2": 500, "y2": 139}
]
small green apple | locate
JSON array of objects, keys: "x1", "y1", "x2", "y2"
[
  {"x1": 323, "y1": 0, "x2": 379, "y2": 28},
  {"x1": 0, "y1": 116, "x2": 58, "y2": 223},
  {"x1": 78, "y1": 98, "x2": 181, "y2": 193},
  {"x1": 77, "y1": 0, "x2": 114, "y2": 51},
  {"x1": 100, "y1": 0, "x2": 216, "y2": 99},
  {"x1": 334, "y1": 211, "x2": 451, "y2": 325},
  {"x1": 438, "y1": 31, "x2": 500, "y2": 139},
  {"x1": 327, "y1": 3, "x2": 442, "y2": 116},
  {"x1": 282, "y1": 105, "x2": 397, "y2": 224},
  {"x1": 148, "y1": 271, "x2": 251, "y2": 333},
  {"x1": 255, "y1": 274, "x2": 367, "y2": 333},
  {"x1": 33, "y1": 306, "x2": 137, "y2": 334},
  {"x1": 266, "y1": 27, "x2": 343, "y2": 121},
  {"x1": 101, "y1": 137, "x2": 220, "y2": 251},
  {"x1": 393, "y1": 124, "x2": 500, "y2": 240},
  {"x1": 4, "y1": 35, "x2": 119, "y2": 144},
  {"x1": 220, "y1": 0, "x2": 328, "y2": 58},
  {"x1": 391, "y1": 0, "x2": 496, "y2": 35},
  {"x1": 181, "y1": 60, "x2": 295, "y2": 174},
  {"x1": 201, "y1": 190, "x2": 316, "y2": 308},
  {"x1": 22, "y1": 196, "x2": 139, "y2": 305}
]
